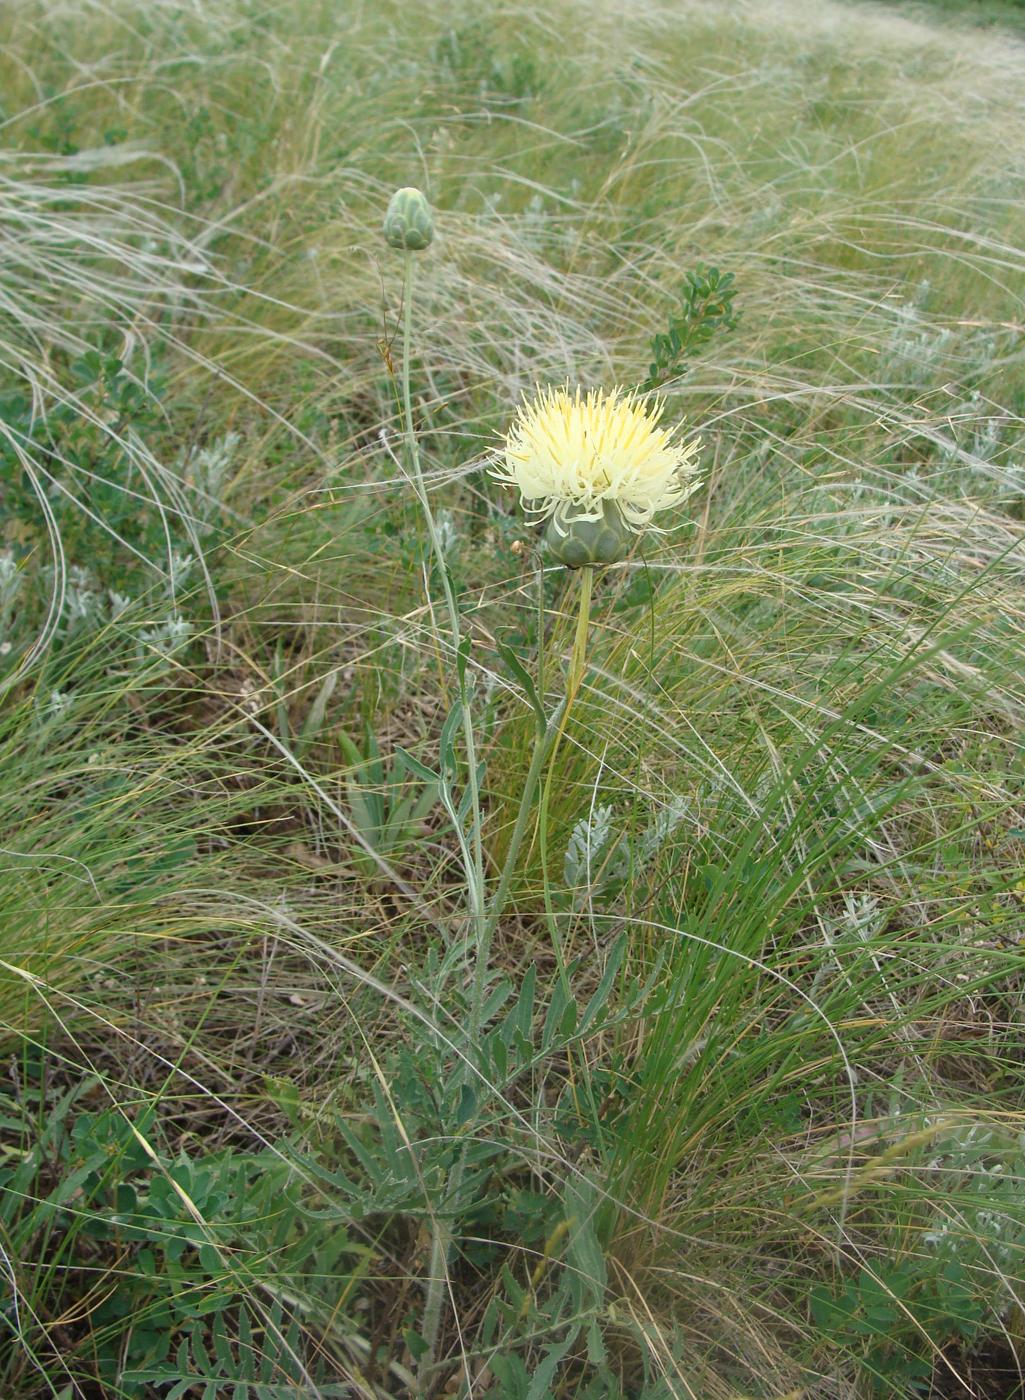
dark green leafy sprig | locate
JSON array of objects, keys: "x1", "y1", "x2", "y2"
[{"x1": 640, "y1": 263, "x2": 739, "y2": 394}]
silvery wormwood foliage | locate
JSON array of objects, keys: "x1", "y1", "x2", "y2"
[
  {"x1": 178, "y1": 431, "x2": 239, "y2": 533},
  {"x1": 45, "y1": 557, "x2": 195, "y2": 662},
  {"x1": 0, "y1": 551, "x2": 21, "y2": 652},
  {"x1": 563, "y1": 795, "x2": 692, "y2": 899},
  {"x1": 564, "y1": 804, "x2": 617, "y2": 888},
  {"x1": 882, "y1": 299, "x2": 953, "y2": 387},
  {"x1": 138, "y1": 612, "x2": 193, "y2": 658},
  {"x1": 434, "y1": 508, "x2": 459, "y2": 560},
  {"x1": 64, "y1": 566, "x2": 100, "y2": 632},
  {"x1": 922, "y1": 1122, "x2": 1025, "y2": 1283}
]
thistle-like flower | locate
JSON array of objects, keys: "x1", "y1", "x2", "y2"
[{"x1": 494, "y1": 385, "x2": 702, "y2": 566}]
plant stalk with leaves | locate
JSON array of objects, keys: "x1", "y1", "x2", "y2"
[{"x1": 387, "y1": 189, "x2": 711, "y2": 1389}]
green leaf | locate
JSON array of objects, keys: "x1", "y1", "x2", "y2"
[
  {"x1": 394, "y1": 746, "x2": 441, "y2": 787},
  {"x1": 403, "y1": 1327, "x2": 430, "y2": 1361},
  {"x1": 543, "y1": 978, "x2": 577, "y2": 1049},
  {"x1": 297, "y1": 668, "x2": 339, "y2": 755},
  {"x1": 525, "y1": 1330, "x2": 576, "y2": 1400},
  {"x1": 456, "y1": 1082, "x2": 477, "y2": 1127},
  {"x1": 580, "y1": 936, "x2": 625, "y2": 1033},
  {"x1": 496, "y1": 634, "x2": 546, "y2": 732},
  {"x1": 456, "y1": 635, "x2": 472, "y2": 689}
]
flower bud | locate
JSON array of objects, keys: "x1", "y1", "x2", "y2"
[
  {"x1": 543, "y1": 501, "x2": 633, "y2": 569},
  {"x1": 383, "y1": 187, "x2": 434, "y2": 251}
]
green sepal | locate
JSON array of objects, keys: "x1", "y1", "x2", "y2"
[
  {"x1": 383, "y1": 186, "x2": 434, "y2": 251},
  {"x1": 543, "y1": 500, "x2": 633, "y2": 569}
]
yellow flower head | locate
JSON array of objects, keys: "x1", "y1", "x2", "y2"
[{"x1": 494, "y1": 385, "x2": 702, "y2": 536}]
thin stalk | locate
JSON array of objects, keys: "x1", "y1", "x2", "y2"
[
  {"x1": 538, "y1": 567, "x2": 594, "y2": 987},
  {"x1": 566, "y1": 565, "x2": 593, "y2": 713},
  {"x1": 473, "y1": 695, "x2": 567, "y2": 1017},
  {"x1": 419, "y1": 571, "x2": 592, "y2": 1389},
  {"x1": 419, "y1": 1221, "x2": 452, "y2": 1394},
  {"x1": 399, "y1": 250, "x2": 485, "y2": 934},
  {"x1": 473, "y1": 564, "x2": 593, "y2": 1014},
  {"x1": 470, "y1": 567, "x2": 567, "y2": 1027},
  {"x1": 539, "y1": 566, "x2": 594, "y2": 829},
  {"x1": 400, "y1": 251, "x2": 486, "y2": 1391}
]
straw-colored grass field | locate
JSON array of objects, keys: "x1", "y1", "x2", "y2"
[{"x1": 1, "y1": 0, "x2": 1024, "y2": 1395}]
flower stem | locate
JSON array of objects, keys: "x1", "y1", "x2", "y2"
[
  {"x1": 399, "y1": 251, "x2": 486, "y2": 1390},
  {"x1": 476, "y1": 696, "x2": 567, "y2": 985},
  {"x1": 566, "y1": 564, "x2": 593, "y2": 713},
  {"x1": 538, "y1": 567, "x2": 594, "y2": 985},
  {"x1": 399, "y1": 252, "x2": 485, "y2": 937},
  {"x1": 481, "y1": 565, "x2": 592, "y2": 976},
  {"x1": 420, "y1": 577, "x2": 591, "y2": 1390}
]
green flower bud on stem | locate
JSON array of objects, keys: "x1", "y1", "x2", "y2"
[
  {"x1": 543, "y1": 500, "x2": 633, "y2": 568},
  {"x1": 383, "y1": 186, "x2": 434, "y2": 251}
]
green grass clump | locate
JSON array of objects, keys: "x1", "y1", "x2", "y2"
[{"x1": 1, "y1": 0, "x2": 1024, "y2": 1395}]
